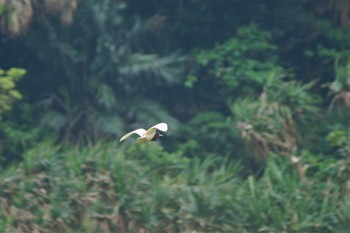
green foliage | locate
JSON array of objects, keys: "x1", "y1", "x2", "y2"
[
  {"x1": 327, "y1": 129, "x2": 350, "y2": 160},
  {"x1": 0, "y1": 5, "x2": 4, "y2": 15},
  {"x1": 231, "y1": 71, "x2": 320, "y2": 159},
  {"x1": 319, "y1": 46, "x2": 350, "y2": 111},
  {"x1": 0, "y1": 142, "x2": 349, "y2": 232},
  {"x1": 0, "y1": 103, "x2": 44, "y2": 166},
  {"x1": 262, "y1": 73, "x2": 321, "y2": 124},
  {"x1": 0, "y1": 68, "x2": 28, "y2": 165},
  {"x1": 125, "y1": 142, "x2": 189, "y2": 166},
  {"x1": 177, "y1": 111, "x2": 239, "y2": 158},
  {"x1": 195, "y1": 24, "x2": 281, "y2": 95},
  {"x1": 184, "y1": 74, "x2": 197, "y2": 88},
  {"x1": 0, "y1": 68, "x2": 25, "y2": 115},
  {"x1": 327, "y1": 129, "x2": 350, "y2": 186}
]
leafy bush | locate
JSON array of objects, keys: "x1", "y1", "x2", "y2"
[
  {"x1": 176, "y1": 111, "x2": 239, "y2": 158},
  {"x1": 0, "y1": 67, "x2": 25, "y2": 115},
  {"x1": 0, "y1": 103, "x2": 44, "y2": 166},
  {"x1": 231, "y1": 71, "x2": 320, "y2": 160},
  {"x1": 0, "y1": 68, "x2": 29, "y2": 165},
  {"x1": 194, "y1": 23, "x2": 281, "y2": 96}
]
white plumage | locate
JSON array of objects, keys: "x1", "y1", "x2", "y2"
[{"x1": 119, "y1": 123, "x2": 168, "y2": 143}]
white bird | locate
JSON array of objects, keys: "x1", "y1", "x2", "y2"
[{"x1": 119, "y1": 122, "x2": 168, "y2": 143}]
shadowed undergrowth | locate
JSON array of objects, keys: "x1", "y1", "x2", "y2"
[{"x1": 0, "y1": 142, "x2": 349, "y2": 233}]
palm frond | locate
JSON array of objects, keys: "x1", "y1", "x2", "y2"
[
  {"x1": 41, "y1": 110, "x2": 68, "y2": 131},
  {"x1": 88, "y1": 113, "x2": 123, "y2": 135},
  {"x1": 126, "y1": 100, "x2": 180, "y2": 136},
  {"x1": 95, "y1": 83, "x2": 117, "y2": 111},
  {"x1": 119, "y1": 53, "x2": 184, "y2": 85}
]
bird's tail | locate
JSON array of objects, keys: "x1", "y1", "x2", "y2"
[{"x1": 137, "y1": 137, "x2": 146, "y2": 143}]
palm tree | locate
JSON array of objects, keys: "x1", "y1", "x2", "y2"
[{"x1": 13, "y1": 0, "x2": 182, "y2": 143}]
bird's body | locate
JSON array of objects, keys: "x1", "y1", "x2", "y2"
[
  {"x1": 151, "y1": 132, "x2": 161, "y2": 141},
  {"x1": 119, "y1": 123, "x2": 168, "y2": 143}
]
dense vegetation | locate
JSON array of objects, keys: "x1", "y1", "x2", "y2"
[
  {"x1": 1, "y1": 142, "x2": 349, "y2": 232},
  {"x1": 0, "y1": 0, "x2": 349, "y2": 232}
]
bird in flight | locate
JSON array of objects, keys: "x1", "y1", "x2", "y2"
[{"x1": 119, "y1": 122, "x2": 168, "y2": 143}]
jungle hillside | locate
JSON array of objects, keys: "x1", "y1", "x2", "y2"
[{"x1": 0, "y1": 0, "x2": 350, "y2": 232}]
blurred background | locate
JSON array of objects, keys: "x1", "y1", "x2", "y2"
[{"x1": 0, "y1": 0, "x2": 350, "y2": 232}]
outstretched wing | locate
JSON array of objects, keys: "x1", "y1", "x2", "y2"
[
  {"x1": 149, "y1": 123, "x2": 168, "y2": 132},
  {"x1": 144, "y1": 123, "x2": 168, "y2": 140},
  {"x1": 119, "y1": 128, "x2": 146, "y2": 142}
]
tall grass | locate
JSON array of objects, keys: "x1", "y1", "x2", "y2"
[{"x1": 0, "y1": 142, "x2": 349, "y2": 232}]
